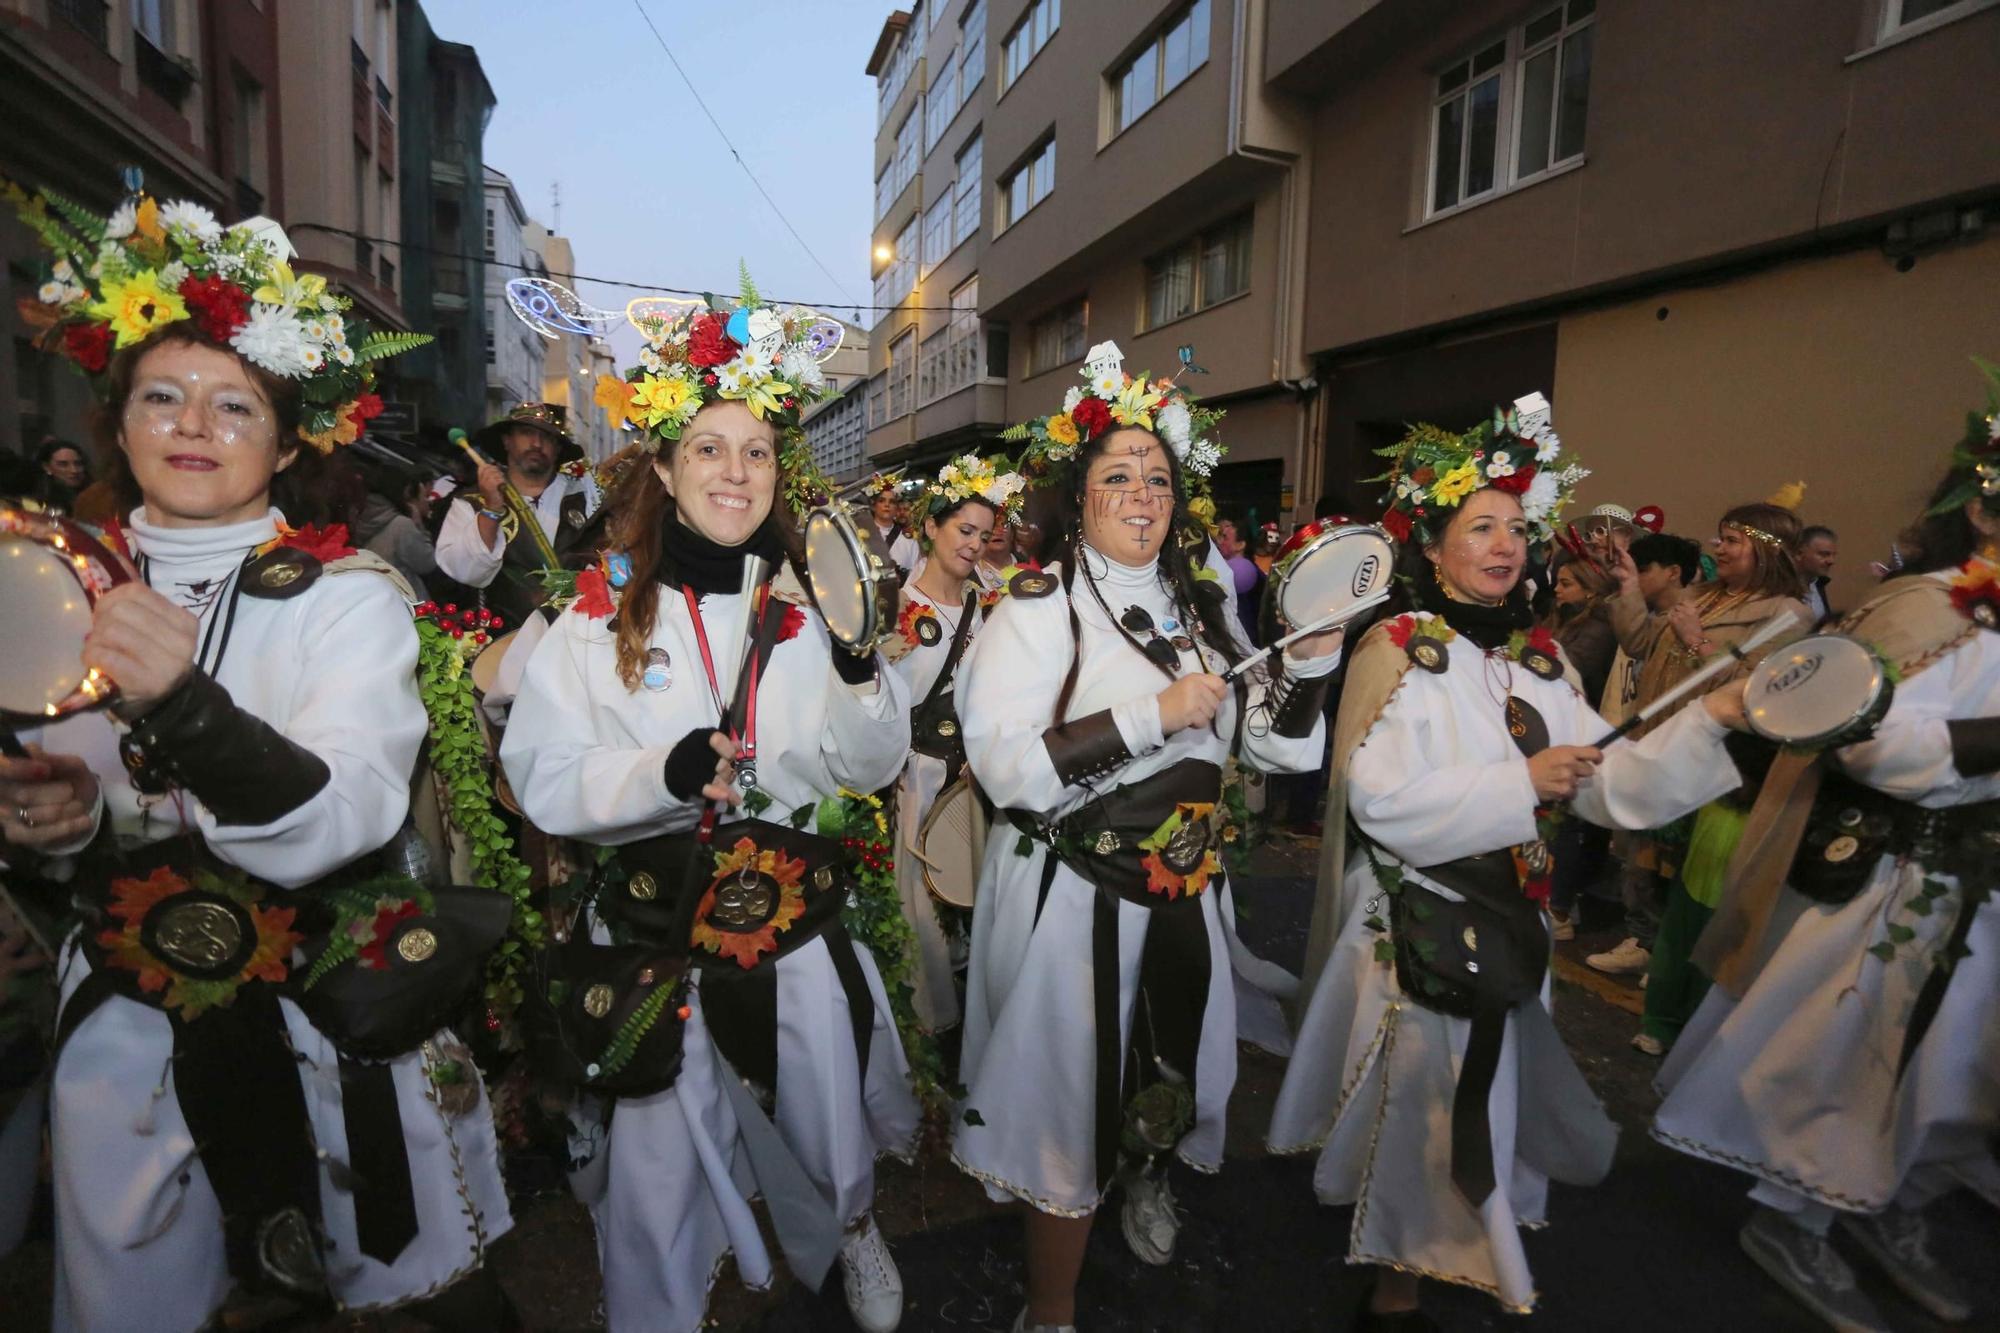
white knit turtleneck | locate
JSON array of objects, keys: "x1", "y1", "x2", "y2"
[{"x1": 127, "y1": 505, "x2": 279, "y2": 620}]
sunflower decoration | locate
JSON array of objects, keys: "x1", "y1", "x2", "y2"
[
  {"x1": 691, "y1": 835, "x2": 811, "y2": 969},
  {"x1": 1137, "y1": 802, "x2": 1223, "y2": 901},
  {"x1": 1371, "y1": 392, "x2": 1589, "y2": 546},
  {"x1": 5, "y1": 177, "x2": 431, "y2": 453},
  {"x1": 96, "y1": 865, "x2": 302, "y2": 1019}
]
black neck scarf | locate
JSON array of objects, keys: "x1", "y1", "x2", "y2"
[
  {"x1": 1416, "y1": 564, "x2": 1534, "y2": 651},
  {"x1": 657, "y1": 512, "x2": 785, "y2": 594}
]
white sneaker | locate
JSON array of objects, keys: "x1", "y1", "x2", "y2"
[
  {"x1": 1121, "y1": 1167, "x2": 1179, "y2": 1266},
  {"x1": 1548, "y1": 909, "x2": 1576, "y2": 941},
  {"x1": 1586, "y1": 937, "x2": 1651, "y2": 975},
  {"x1": 1839, "y1": 1206, "x2": 1974, "y2": 1323},
  {"x1": 1739, "y1": 1209, "x2": 1888, "y2": 1333},
  {"x1": 1630, "y1": 1032, "x2": 1664, "y2": 1057},
  {"x1": 839, "y1": 1215, "x2": 903, "y2": 1333},
  {"x1": 1012, "y1": 1308, "x2": 1078, "y2": 1333}
]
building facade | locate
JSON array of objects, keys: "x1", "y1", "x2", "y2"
[
  {"x1": 1273, "y1": 0, "x2": 2000, "y2": 609},
  {"x1": 480, "y1": 165, "x2": 543, "y2": 419},
  {"x1": 805, "y1": 321, "x2": 871, "y2": 481},
  {"x1": 525, "y1": 222, "x2": 622, "y2": 461},
  {"x1": 0, "y1": 0, "x2": 281, "y2": 454},
  {"x1": 395, "y1": 0, "x2": 493, "y2": 442}
]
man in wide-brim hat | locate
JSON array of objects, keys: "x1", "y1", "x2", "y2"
[{"x1": 436, "y1": 402, "x2": 606, "y2": 627}]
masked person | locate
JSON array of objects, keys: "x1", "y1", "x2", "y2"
[
  {"x1": 500, "y1": 279, "x2": 921, "y2": 1333},
  {"x1": 0, "y1": 185, "x2": 515, "y2": 1332},
  {"x1": 1269, "y1": 399, "x2": 1753, "y2": 1326},
  {"x1": 953, "y1": 344, "x2": 1344, "y2": 1333}
]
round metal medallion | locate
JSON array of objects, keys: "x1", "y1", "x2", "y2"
[
  {"x1": 396, "y1": 926, "x2": 438, "y2": 963},
  {"x1": 1824, "y1": 835, "x2": 1860, "y2": 864},
  {"x1": 628, "y1": 871, "x2": 658, "y2": 901},
  {"x1": 149, "y1": 898, "x2": 250, "y2": 978},
  {"x1": 582, "y1": 983, "x2": 615, "y2": 1019},
  {"x1": 259, "y1": 561, "x2": 303, "y2": 590},
  {"x1": 1410, "y1": 639, "x2": 1446, "y2": 673},
  {"x1": 709, "y1": 867, "x2": 777, "y2": 931},
  {"x1": 916, "y1": 615, "x2": 943, "y2": 646},
  {"x1": 1461, "y1": 925, "x2": 1479, "y2": 952},
  {"x1": 1838, "y1": 807, "x2": 1864, "y2": 829},
  {"x1": 936, "y1": 719, "x2": 959, "y2": 738},
  {"x1": 813, "y1": 866, "x2": 835, "y2": 891},
  {"x1": 1095, "y1": 831, "x2": 1122, "y2": 855}
]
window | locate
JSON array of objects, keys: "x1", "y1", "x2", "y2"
[
  {"x1": 999, "y1": 135, "x2": 1055, "y2": 231},
  {"x1": 53, "y1": 0, "x2": 110, "y2": 48},
  {"x1": 926, "y1": 57, "x2": 958, "y2": 149},
  {"x1": 483, "y1": 207, "x2": 496, "y2": 257},
  {"x1": 134, "y1": 0, "x2": 173, "y2": 50},
  {"x1": 960, "y1": 1, "x2": 986, "y2": 100},
  {"x1": 1144, "y1": 212, "x2": 1250, "y2": 328},
  {"x1": 1884, "y1": 0, "x2": 1980, "y2": 32},
  {"x1": 894, "y1": 108, "x2": 921, "y2": 199},
  {"x1": 874, "y1": 217, "x2": 919, "y2": 310},
  {"x1": 875, "y1": 161, "x2": 895, "y2": 221},
  {"x1": 484, "y1": 317, "x2": 495, "y2": 366},
  {"x1": 1001, "y1": 0, "x2": 1060, "y2": 91},
  {"x1": 953, "y1": 132, "x2": 982, "y2": 247},
  {"x1": 922, "y1": 190, "x2": 954, "y2": 276},
  {"x1": 866, "y1": 372, "x2": 887, "y2": 430},
  {"x1": 918, "y1": 327, "x2": 948, "y2": 404},
  {"x1": 948, "y1": 276, "x2": 981, "y2": 388},
  {"x1": 1112, "y1": 0, "x2": 1210, "y2": 135},
  {"x1": 888, "y1": 328, "x2": 917, "y2": 420},
  {"x1": 1429, "y1": 1, "x2": 1594, "y2": 217},
  {"x1": 233, "y1": 72, "x2": 267, "y2": 212},
  {"x1": 1027, "y1": 298, "x2": 1086, "y2": 375}
]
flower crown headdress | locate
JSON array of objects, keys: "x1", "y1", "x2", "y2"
[
  {"x1": 6, "y1": 179, "x2": 430, "y2": 453},
  {"x1": 1371, "y1": 392, "x2": 1588, "y2": 545},
  {"x1": 1924, "y1": 357, "x2": 2000, "y2": 517},
  {"x1": 1002, "y1": 341, "x2": 1225, "y2": 486},
  {"x1": 910, "y1": 453, "x2": 1028, "y2": 534}
]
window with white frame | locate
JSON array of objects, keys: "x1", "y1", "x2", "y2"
[
  {"x1": 875, "y1": 160, "x2": 894, "y2": 221},
  {"x1": 1142, "y1": 211, "x2": 1250, "y2": 330},
  {"x1": 949, "y1": 276, "x2": 980, "y2": 388},
  {"x1": 894, "y1": 106, "x2": 922, "y2": 198},
  {"x1": 919, "y1": 326, "x2": 947, "y2": 404},
  {"x1": 960, "y1": 0, "x2": 986, "y2": 101},
  {"x1": 1001, "y1": 0, "x2": 1060, "y2": 91},
  {"x1": 866, "y1": 372, "x2": 887, "y2": 430},
  {"x1": 888, "y1": 328, "x2": 917, "y2": 420},
  {"x1": 922, "y1": 190, "x2": 954, "y2": 277},
  {"x1": 1428, "y1": 0, "x2": 1594, "y2": 218},
  {"x1": 1882, "y1": 0, "x2": 1984, "y2": 33},
  {"x1": 134, "y1": 0, "x2": 174, "y2": 50},
  {"x1": 1112, "y1": 0, "x2": 1210, "y2": 136},
  {"x1": 1027, "y1": 297, "x2": 1086, "y2": 375},
  {"x1": 999, "y1": 135, "x2": 1055, "y2": 231},
  {"x1": 953, "y1": 132, "x2": 982, "y2": 247},
  {"x1": 926, "y1": 57, "x2": 958, "y2": 149}
]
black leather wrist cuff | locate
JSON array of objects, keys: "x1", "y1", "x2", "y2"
[
  {"x1": 830, "y1": 645, "x2": 878, "y2": 686},
  {"x1": 122, "y1": 670, "x2": 332, "y2": 826},
  {"x1": 1268, "y1": 667, "x2": 1332, "y2": 740},
  {"x1": 1043, "y1": 710, "x2": 1132, "y2": 787},
  {"x1": 1947, "y1": 716, "x2": 2000, "y2": 778},
  {"x1": 665, "y1": 728, "x2": 724, "y2": 801}
]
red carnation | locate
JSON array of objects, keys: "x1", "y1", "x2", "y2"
[
  {"x1": 574, "y1": 565, "x2": 615, "y2": 619},
  {"x1": 1525, "y1": 626, "x2": 1561, "y2": 657},
  {"x1": 61, "y1": 321, "x2": 113, "y2": 373},
  {"x1": 280, "y1": 522, "x2": 357, "y2": 562},
  {"x1": 1489, "y1": 463, "x2": 1537, "y2": 495},
  {"x1": 177, "y1": 274, "x2": 250, "y2": 343},
  {"x1": 1382, "y1": 614, "x2": 1417, "y2": 648},
  {"x1": 1070, "y1": 396, "x2": 1113, "y2": 440},
  {"x1": 776, "y1": 603, "x2": 807, "y2": 643},
  {"x1": 1380, "y1": 508, "x2": 1414, "y2": 542},
  {"x1": 684, "y1": 313, "x2": 739, "y2": 369},
  {"x1": 348, "y1": 392, "x2": 384, "y2": 423}
]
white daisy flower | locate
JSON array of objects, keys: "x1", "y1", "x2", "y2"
[
  {"x1": 104, "y1": 202, "x2": 138, "y2": 240},
  {"x1": 318, "y1": 294, "x2": 340, "y2": 312},
  {"x1": 1534, "y1": 429, "x2": 1562, "y2": 463},
  {"x1": 1521, "y1": 469, "x2": 1562, "y2": 522},
  {"x1": 52, "y1": 258, "x2": 74, "y2": 282},
  {"x1": 300, "y1": 345, "x2": 326, "y2": 372},
  {"x1": 1155, "y1": 400, "x2": 1193, "y2": 451},
  {"x1": 715, "y1": 363, "x2": 747, "y2": 395},
  {"x1": 303, "y1": 319, "x2": 328, "y2": 342},
  {"x1": 1091, "y1": 370, "x2": 1123, "y2": 399},
  {"x1": 159, "y1": 201, "x2": 222, "y2": 243},
  {"x1": 229, "y1": 303, "x2": 310, "y2": 378},
  {"x1": 1486, "y1": 449, "x2": 1518, "y2": 479},
  {"x1": 38, "y1": 281, "x2": 67, "y2": 305},
  {"x1": 335, "y1": 344, "x2": 356, "y2": 366},
  {"x1": 327, "y1": 314, "x2": 346, "y2": 335}
]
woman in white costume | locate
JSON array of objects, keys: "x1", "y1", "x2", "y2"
[
  {"x1": 884, "y1": 453, "x2": 1025, "y2": 1032},
  {"x1": 1268, "y1": 403, "x2": 1750, "y2": 1327},
  {"x1": 500, "y1": 285, "x2": 920, "y2": 1333},
  {"x1": 1652, "y1": 392, "x2": 2000, "y2": 1333},
  {"x1": 952, "y1": 345, "x2": 1344, "y2": 1333},
  {"x1": 0, "y1": 187, "x2": 513, "y2": 1331}
]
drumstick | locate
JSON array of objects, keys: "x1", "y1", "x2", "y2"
[
  {"x1": 1589, "y1": 607, "x2": 1801, "y2": 748},
  {"x1": 1222, "y1": 590, "x2": 1392, "y2": 681}
]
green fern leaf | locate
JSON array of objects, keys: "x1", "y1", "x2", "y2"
[
  {"x1": 38, "y1": 187, "x2": 108, "y2": 247},
  {"x1": 737, "y1": 260, "x2": 761, "y2": 310},
  {"x1": 355, "y1": 330, "x2": 435, "y2": 363}
]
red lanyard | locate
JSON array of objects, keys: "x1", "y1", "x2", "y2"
[{"x1": 682, "y1": 584, "x2": 765, "y2": 769}]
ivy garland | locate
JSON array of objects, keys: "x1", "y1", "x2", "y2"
[{"x1": 413, "y1": 607, "x2": 542, "y2": 1039}]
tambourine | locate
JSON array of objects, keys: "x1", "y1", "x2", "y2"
[
  {"x1": 0, "y1": 504, "x2": 130, "y2": 727},
  {"x1": 911, "y1": 774, "x2": 980, "y2": 909},
  {"x1": 803, "y1": 501, "x2": 896, "y2": 655},
  {"x1": 1744, "y1": 633, "x2": 1893, "y2": 749},
  {"x1": 1266, "y1": 518, "x2": 1395, "y2": 633}
]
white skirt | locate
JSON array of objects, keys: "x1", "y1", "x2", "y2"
[
  {"x1": 951, "y1": 835, "x2": 1278, "y2": 1217},
  {"x1": 1653, "y1": 860, "x2": 2000, "y2": 1212},
  {"x1": 1267, "y1": 865, "x2": 1550, "y2": 1314},
  {"x1": 50, "y1": 944, "x2": 512, "y2": 1333},
  {"x1": 583, "y1": 934, "x2": 921, "y2": 1333}
]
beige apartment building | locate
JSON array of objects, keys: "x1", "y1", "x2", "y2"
[{"x1": 868, "y1": 0, "x2": 2000, "y2": 597}]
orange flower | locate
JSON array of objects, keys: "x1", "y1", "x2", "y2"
[
  {"x1": 594, "y1": 373, "x2": 636, "y2": 428},
  {"x1": 97, "y1": 866, "x2": 302, "y2": 1018},
  {"x1": 132, "y1": 196, "x2": 165, "y2": 245},
  {"x1": 691, "y1": 836, "x2": 809, "y2": 968}
]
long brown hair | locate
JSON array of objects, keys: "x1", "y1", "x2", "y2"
[
  {"x1": 1714, "y1": 501, "x2": 1805, "y2": 600},
  {"x1": 604, "y1": 430, "x2": 806, "y2": 691}
]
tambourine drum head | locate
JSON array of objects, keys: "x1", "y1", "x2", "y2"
[
  {"x1": 1277, "y1": 527, "x2": 1394, "y2": 630},
  {"x1": 0, "y1": 535, "x2": 92, "y2": 717},
  {"x1": 805, "y1": 510, "x2": 871, "y2": 648},
  {"x1": 469, "y1": 628, "x2": 516, "y2": 699},
  {"x1": 1746, "y1": 634, "x2": 1882, "y2": 745}
]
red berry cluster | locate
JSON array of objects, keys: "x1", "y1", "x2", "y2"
[
  {"x1": 840, "y1": 835, "x2": 894, "y2": 876},
  {"x1": 416, "y1": 601, "x2": 504, "y2": 645}
]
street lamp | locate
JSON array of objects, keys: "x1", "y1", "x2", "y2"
[{"x1": 872, "y1": 242, "x2": 894, "y2": 263}]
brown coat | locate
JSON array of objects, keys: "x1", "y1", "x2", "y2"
[{"x1": 1608, "y1": 582, "x2": 1810, "y2": 736}]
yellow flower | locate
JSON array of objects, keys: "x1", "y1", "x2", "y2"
[
  {"x1": 88, "y1": 270, "x2": 188, "y2": 347},
  {"x1": 732, "y1": 375, "x2": 795, "y2": 421},
  {"x1": 132, "y1": 196, "x2": 165, "y2": 245},
  {"x1": 629, "y1": 373, "x2": 697, "y2": 429},
  {"x1": 1045, "y1": 412, "x2": 1080, "y2": 446},
  {"x1": 594, "y1": 373, "x2": 636, "y2": 428},
  {"x1": 252, "y1": 260, "x2": 327, "y2": 310},
  {"x1": 1187, "y1": 495, "x2": 1216, "y2": 529},
  {"x1": 1111, "y1": 379, "x2": 1164, "y2": 429},
  {"x1": 1432, "y1": 463, "x2": 1480, "y2": 507}
]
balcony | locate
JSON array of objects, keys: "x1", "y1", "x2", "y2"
[
  {"x1": 51, "y1": 0, "x2": 108, "y2": 47},
  {"x1": 378, "y1": 255, "x2": 396, "y2": 291},
  {"x1": 377, "y1": 107, "x2": 396, "y2": 177},
  {"x1": 135, "y1": 34, "x2": 196, "y2": 110}
]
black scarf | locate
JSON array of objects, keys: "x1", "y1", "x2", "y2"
[
  {"x1": 658, "y1": 512, "x2": 785, "y2": 594},
  {"x1": 1416, "y1": 563, "x2": 1533, "y2": 651}
]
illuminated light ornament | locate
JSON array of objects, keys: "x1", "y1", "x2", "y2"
[{"x1": 506, "y1": 277, "x2": 622, "y2": 340}]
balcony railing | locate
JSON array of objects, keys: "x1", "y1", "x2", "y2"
[{"x1": 52, "y1": 0, "x2": 108, "y2": 47}]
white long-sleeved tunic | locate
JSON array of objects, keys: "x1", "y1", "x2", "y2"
[
  {"x1": 433, "y1": 471, "x2": 598, "y2": 591},
  {"x1": 40, "y1": 509, "x2": 510, "y2": 1332},
  {"x1": 1654, "y1": 571, "x2": 2000, "y2": 1211},
  {"x1": 1267, "y1": 611, "x2": 1738, "y2": 1312},
  {"x1": 951, "y1": 546, "x2": 1339, "y2": 1215},
  {"x1": 499, "y1": 575, "x2": 922, "y2": 1333}
]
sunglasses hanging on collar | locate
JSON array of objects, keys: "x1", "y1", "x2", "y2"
[{"x1": 1118, "y1": 605, "x2": 1185, "y2": 673}]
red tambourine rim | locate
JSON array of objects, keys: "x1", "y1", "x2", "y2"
[
  {"x1": 1276, "y1": 515, "x2": 1358, "y2": 560},
  {"x1": 0, "y1": 502, "x2": 132, "y2": 725}
]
